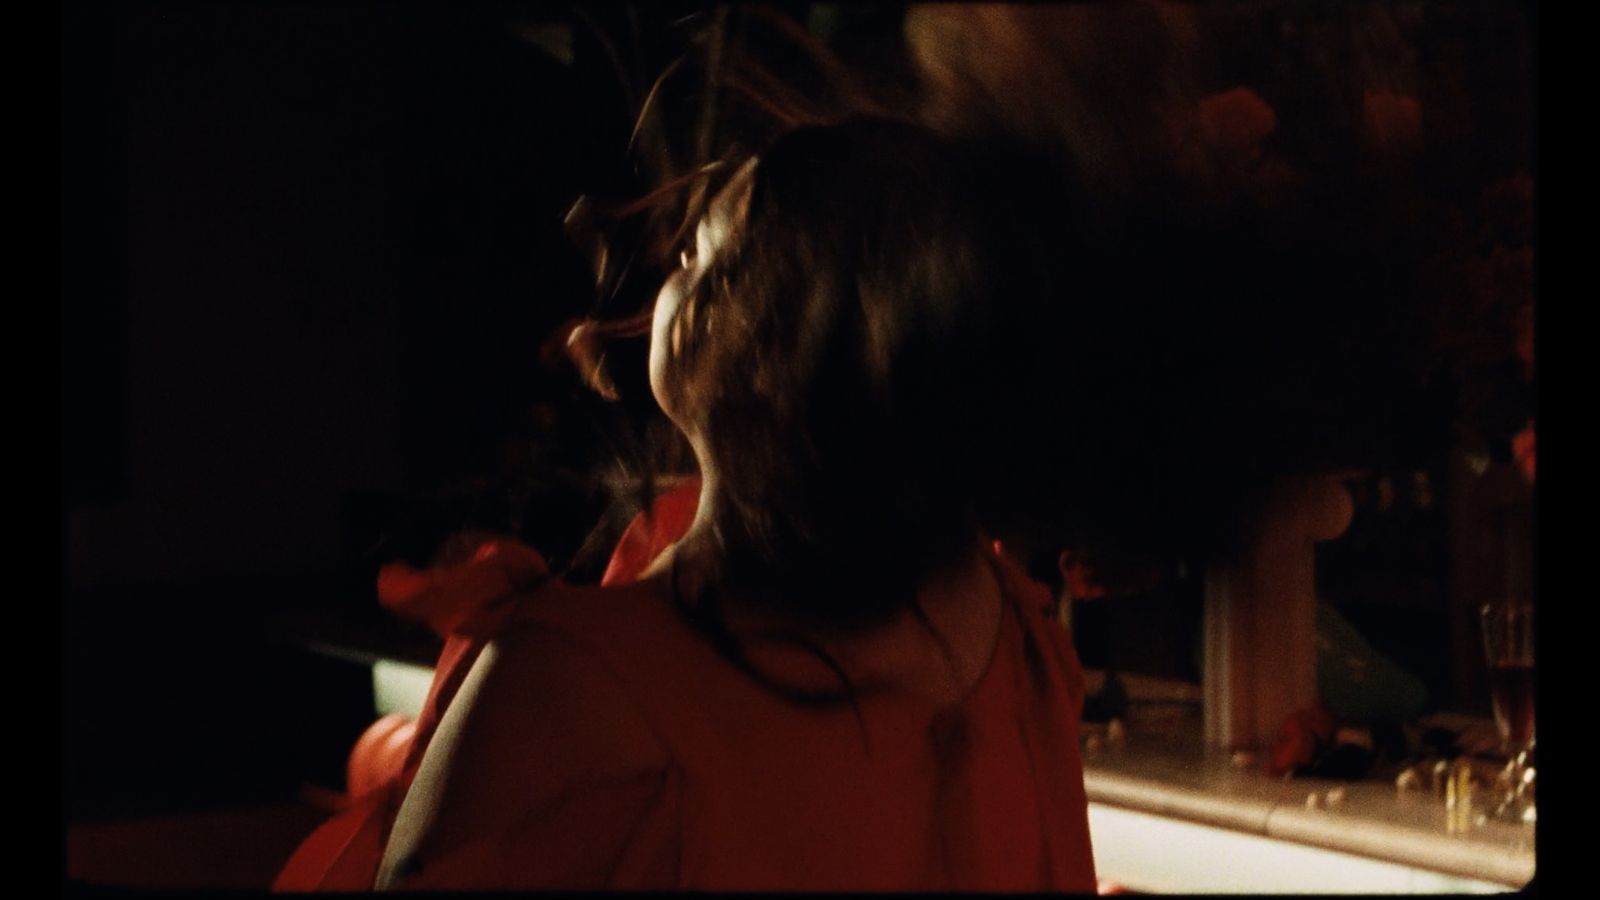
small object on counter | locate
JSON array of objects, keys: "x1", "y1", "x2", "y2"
[
  {"x1": 1267, "y1": 704, "x2": 1335, "y2": 776},
  {"x1": 1325, "y1": 787, "x2": 1347, "y2": 809},
  {"x1": 1305, "y1": 792, "x2": 1323, "y2": 810},
  {"x1": 1514, "y1": 748, "x2": 1536, "y2": 800},
  {"x1": 1458, "y1": 761, "x2": 1477, "y2": 832},
  {"x1": 1333, "y1": 726, "x2": 1373, "y2": 751},
  {"x1": 1431, "y1": 759, "x2": 1452, "y2": 796},
  {"x1": 1395, "y1": 768, "x2": 1422, "y2": 793},
  {"x1": 1083, "y1": 733, "x2": 1103, "y2": 755},
  {"x1": 1446, "y1": 758, "x2": 1476, "y2": 834},
  {"x1": 1230, "y1": 750, "x2": 1258, "y2": 770},
  {"x1": 1507, "y1": 758, "x2": 1536, "y2": 824},
  {"x1": 1106, "y1": 718, "x2": 1128, "y2": 749}
]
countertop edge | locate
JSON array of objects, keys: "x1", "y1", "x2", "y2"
[{"x1": 1083, "y1": 758, "x2": 1535, "y2": 889}]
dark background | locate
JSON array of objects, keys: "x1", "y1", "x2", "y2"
[{"x1": 62, "y1": 2, "x2": 665, "y2": 821}]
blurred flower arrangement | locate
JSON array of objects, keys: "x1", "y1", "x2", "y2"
[{"x1": 918, "y1": 0, "x2": 1533, "y2": 459}]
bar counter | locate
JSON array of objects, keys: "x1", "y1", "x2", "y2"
[{"x1": 1080, "y1": 722, "x2": 1534, "y2": 892}]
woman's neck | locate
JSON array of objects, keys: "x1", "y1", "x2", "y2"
[
  {"x1": 639, "y1": 434, "x2": 721, "y2": 585},
  {"x1": 638, "y1": 440, "x2": 1004, "y2": 702}
]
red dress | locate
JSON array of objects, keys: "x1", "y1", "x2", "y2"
[{"x1": 276, "y1": 481, "x2": 1096, "y2": 891}]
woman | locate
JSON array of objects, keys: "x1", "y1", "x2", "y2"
[{"x1": 357, "y1": 119, "x2": 1096, "y2": 891}]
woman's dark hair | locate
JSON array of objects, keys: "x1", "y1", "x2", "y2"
[{"x1": 658, "y1": 118, "x2": 1038, "y2": 628}]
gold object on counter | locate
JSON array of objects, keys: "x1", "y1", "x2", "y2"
[
  {"x1": 1446, "y1": 758, "x2": 1475, "y2": 835},
  {"x1": 1325, "y1": 787, "x2": 1346, "y2": 809},
  {"x1": 1431, "y1": 760, "x2": 1452, "y2": 797},
  {"x1": 1395, "y1": 768, "x2": 1422, "y2": 794}
]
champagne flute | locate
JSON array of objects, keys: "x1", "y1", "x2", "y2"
[{"x1": 1480, "y1": 601, "x2": 1535, "y2": 824}]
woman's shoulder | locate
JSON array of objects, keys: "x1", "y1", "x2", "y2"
[
  {"x1": 503, "y1": 573, "x2": 687, "y2": 651},
  {"x1": 452, "y1": 612, "x2": 675, "y2": 771},
  {"x1": 377, "y1": 609, "x2": 680, "y2": 889},
  {"x1": 480, "y1": 574, "x2": 729, "y2": 719},
  {"x1": 430, "y1": 576, "x2": 689, "y2": 777}
]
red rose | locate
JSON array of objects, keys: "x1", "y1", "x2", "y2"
[
  {"x1": 1361, "y1": 89, "x2": 1422, "y2": 150},
  {"x1": 1197, "y1": 86, "x2": 1277, "y2": 156},
  {"x1": 1267, "y1": 704, "x2": 1335, "y2": 776}
]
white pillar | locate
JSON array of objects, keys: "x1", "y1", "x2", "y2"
[{"x1": 1204, "y1": 475, "x2": 1353, "y2": 751}]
